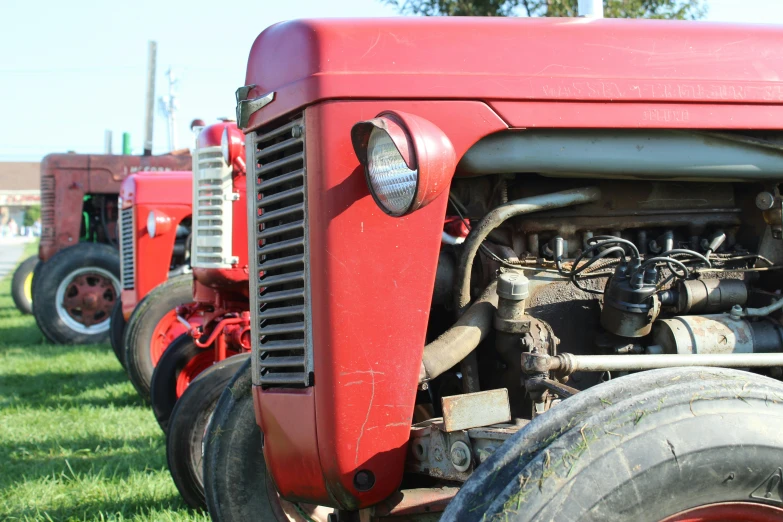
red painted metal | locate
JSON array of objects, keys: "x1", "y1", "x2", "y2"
[
  {"x1": 175, "y1": 349, "x2": 219, "y2": 398},
  {"x1": 150, "y1": 309, "x2": 192, "y2": 366},
  {"x1": 119, "y1": 171, "x2": 193, "y2": 319},
  {"x1": 660, "y1": 502, "x2": 783, "y2": 521},
  {"x1": 243, "y1": 18, "x2": 783, "y2": 510},
  {"x1": 252, "y1": 100, "x2": 506, "y2": 509},
  {"x1": 62, "y1": 272, "x2": 116, "y2": 327},
  {"x1": 39, "y1": 152, "x2": 191, "y2": 262},
  {"x1": 243, "y1": 18, "x2": 783, "y2": 132}
]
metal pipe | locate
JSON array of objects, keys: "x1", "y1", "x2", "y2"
[
  {"x1": 459, "y1": 130, "x2": 783, "y2": 181},
  {"x1": 455, "y1": 187, "x2": 601, "y2": 314},
  {"x1": 420, "y1": 280, "x2": 498, "y2": 384},
  {"x1": 547, "y1": 352, "x2": 783, "y2": 376},
  {"x1": 143, "y1": 41, "x2": 157, "y2": 156},
  {"x1": 741, "y1": 298, "x2": 783, "y2": 317}
]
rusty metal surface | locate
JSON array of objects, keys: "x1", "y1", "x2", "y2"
[
  {"x1": 442, "y1": 389, "x2": 511, "y2": 432},
  {"x1": 371, "y1": 487, "x2": 458, "y2": 517}
]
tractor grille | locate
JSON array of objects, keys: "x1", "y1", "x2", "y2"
[
  {"x1": 192, "y1": 147, "x2": 234, "y2": 268},
  {"x1": 40, "y1": 171, "x2": 55, "y2": 244},
  {"x1": 249, "y1": 115, "x2": 311, "y2": 388},
  {"x1": 119, "y1": 205, "x2": 135, "y2": 290}
]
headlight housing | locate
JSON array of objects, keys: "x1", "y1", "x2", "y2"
[
  {"x1": 221, "y1": 127, "x2": 231, "y2": 165},
  {"x1": 351, "y1": 111, "x2": 456, "y2": 218}
]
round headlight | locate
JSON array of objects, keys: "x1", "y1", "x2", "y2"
[
  {"x1": 221, "y1": 127, "x2": 231, "y2": 165},
  {"x1": 147, "y1": 211, "x2": 157, "y2": 238},
  {"x1": 365, "y1": 127, "x2": 418, "y2": 217}
]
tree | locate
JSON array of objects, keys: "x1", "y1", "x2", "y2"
[
  {"x1": 382, "y1": 0, "x2": 706, "y2": 19},
  {"x1": 23, "y1": 205, "x2": 40, "y2": 227}
]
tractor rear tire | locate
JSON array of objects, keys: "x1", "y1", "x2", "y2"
[
  {"x1": 444, "y1": 367, "x2": 783, "y2": 522},
  {"x1": 166, "y1": 353, "x2": 250, "y2": 509},
  {"x1": 32, "y1": 243, "x2": 120, "y2": 344},
  {"x1": 151, "y1": 334, "x2": 211, "y2": 432},
  {"x1": 11, "y1": 255, "x2": 38, "y2": 315},
  {"x1": 109, "y1": 300, "x2": 127, "y2": 368},
  {"x1": 124, "y1": 274, "x2": 193, "y2": 402}
]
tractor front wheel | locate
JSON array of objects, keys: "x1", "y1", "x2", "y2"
[
  {"x1": 32, "y1": 244, "x2": 120, "y2": 344},
  {"x1": 124, "y1": 274, "x2": 194, "y2": 402},
  {"x1": 150, "y1": 334, "x2": 217, "y2": 432},
  {"x1": 109, "y1": 300, "x2": 127, "y2": 368},
  {"x1": 11, "y1": 255, "x2": 38, "y2": 315},
  {"x1": 166, "y1": 353, "x2": 250, "y2": 509},
  {"x1": 203, "y1": 358, "x2": 332, "y2": 522},
  {"x1": 444, "y1": 367, "x2": 783, "y2": 522}
]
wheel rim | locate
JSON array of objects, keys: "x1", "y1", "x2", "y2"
[
  {"x1": 54, "y1": 267, "x2": 119, "y2": 334},
  {"x1": 24, "y1": 272, "x2": 33, "y2": 303},
  {"x1": 175, "y1": 350, "x2": 217, "y2": 398},
  {"x1": 661, "y1": 502, "x2": 783, "y2": 522},
  {"x1": 150, "y1": 309, "x2": 190, "y2": 366}
]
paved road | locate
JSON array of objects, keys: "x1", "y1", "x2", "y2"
[{"x1": 0, "y1": 240, "x2": 30, "y2": 281}]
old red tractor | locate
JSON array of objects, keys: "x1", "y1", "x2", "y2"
[
  {"x1": 26, "y1": 152, "x2": 190, "y2": 344},
  {"x1": 110, "y1": 170, "x2": 193, "y2": 366},
  {"x1": 123, "y1": 122, "x2": 250, "y2": 424},
  {"x1": 202, "y1": 17, "x2": 783, "y2": 522}
]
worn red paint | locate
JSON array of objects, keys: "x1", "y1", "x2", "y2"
[
  {"x1": 241, "y1": 17, "x2": 783, "y2": 511},
  {"x1": 39, "y1": 153, "x2": 191, "y2": 262},
  {"x1": 119, "y1": 171, "x2": 193, "y2": 319}
]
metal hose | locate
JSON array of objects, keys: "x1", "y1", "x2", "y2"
[
  {"x1": 419, "y1": 280, "x2": 498, "y2": 384},
  {"x1": 454, "y1": 187, "x2": 602, "y2": 315}
]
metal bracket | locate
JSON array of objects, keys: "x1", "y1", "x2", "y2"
[{"x1": 235, "y1": 85, "x2": 275, "y2": 129}]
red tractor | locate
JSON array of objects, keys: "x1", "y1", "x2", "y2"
[
  {"x1": 203, "y1": 17, "x2": 783, "y2": 522},
  {"x1": 123, "y1": 122, "x2": 250, "y2": 426},
  {"x1": 110, "y1": 170, "x2": 193, "y2": 366},
  {"x1": 22, "y1": 151, "x2": 190, "y2": 344}
]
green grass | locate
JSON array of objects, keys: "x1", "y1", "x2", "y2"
[{"x1": 0, "y1": 247, "x2": 208, "y2": 522}]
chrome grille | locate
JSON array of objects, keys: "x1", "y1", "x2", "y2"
[
  {"x1": 119, "y1": 206, "x2": 135, "y2": 290},
  {"x1": 248, "y1": 115, "x2": 311, "y2": 387},
  {"x1": 192, "y1": 147, "x2": 235, "y2": 268}
]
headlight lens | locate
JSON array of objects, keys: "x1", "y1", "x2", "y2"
[
  {"x1": 221, "y1": 127, "x2": 231, "y2": 165},
  {"x1": 147, "y1": 211, "x2": 157, "y2": 238},
  {"x1": 366, "y1": 127, "x2": 418, "y2": 217}
]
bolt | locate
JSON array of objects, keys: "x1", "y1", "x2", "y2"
[
  {"x1": 353, "y1": 470, "x2": 375, "y2": 491},
  {"x1": 756, "y1": 191, "x2": 776, "y2": 211},
  {"x1": 291, "y1": 125, "x2": 303, "y2": 139},
  {"x1": 451, "y1": 447, "x2": 468, "y2": 467},
  {"x1": 730, "y1": 304, "x2": 743, "y2": 319}
]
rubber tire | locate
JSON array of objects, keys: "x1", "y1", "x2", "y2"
[
  {"x1": 445, "y1": 367, "x2": 783, "y2": 522},
  {"x1": 167, "y1": 353, "x2": 250, "y2": 510},
  {"x1": 109, "y1": 300, "x2": 127, "y2": 369},
  {"x1": 11, "y1": 255, "x2": 38, "y2": 315},
  {"x1": 205, "y1": 358, "x2": 296, "y2": 521},
  {"x1": 32, "y1": 243, "x2": 120, "y2": 345},
  {"x1": 124, "y1": 274, "x2": 192, "y2": 402},
  {"x1": 151, "y1": 334, "x2": 205, "y2": 432}
]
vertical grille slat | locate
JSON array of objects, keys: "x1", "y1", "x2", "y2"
[
  {"x1": 249, "y1": 115, "x2": 311, "y2": 388},
  {"x1": 119, "y1": 206, "x2": 135, "y2": 290},
  {"x1": 192, "y1": 147, "x2": 235, "y2": 268}
]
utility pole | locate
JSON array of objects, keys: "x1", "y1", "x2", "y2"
[
  {"x1": 104, "y1": 130, "x2": 113, "y2": 154},
  {"x1": 159, "y1": 67, "x2": 179, "y2": 151},
  {"x1": 143, "y1": 41, "x2": 157, "y2": 156}
]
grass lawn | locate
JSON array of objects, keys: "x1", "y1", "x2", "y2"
[{"x1": 0, "y1": 244, "x2": 208, "y2": 522}]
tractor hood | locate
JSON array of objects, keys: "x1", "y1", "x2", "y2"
[{"x1": 241, "y1": 17, "x2": 783, "y2": 131}]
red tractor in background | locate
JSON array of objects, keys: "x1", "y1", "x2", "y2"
[
  {"x1": 202, "y1": 17, "x2": 783, "y2": 522},
  {"x1": 110, "y1": 170, "x2": 194, "y2": 366},
  {"x1": 20, "y1": 151, "x2": 191, "y2": 344},
  {"x1": 123, "y1": 122, "x2": 251, "y2": 446},
  {"x1": 140, "y1": 121, "x2": 252, "y2": 509}
]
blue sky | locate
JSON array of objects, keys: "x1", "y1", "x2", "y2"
[{"x1": 0, "y1": 0, "x2": 781, "y2": 161}]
